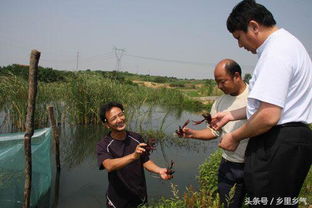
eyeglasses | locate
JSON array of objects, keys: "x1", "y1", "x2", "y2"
[{"x1": 106, "y1": 111, "x2": 125, "y2": 123}]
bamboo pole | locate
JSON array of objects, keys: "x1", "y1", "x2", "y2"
[
  {"x1": 47, "y1": 106, "x2": 61, "y2": 171},
  {"x1": 23, "y1": 49, "x2": 40, "y2": 208}
]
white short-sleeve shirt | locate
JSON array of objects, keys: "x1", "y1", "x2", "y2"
[{"x1": 247, "y1": 28, "x2": 312, "y2": 124}]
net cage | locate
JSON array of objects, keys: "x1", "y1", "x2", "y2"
[{"x1": 0, "y1": 128, "x2": 52, "y2": 207}]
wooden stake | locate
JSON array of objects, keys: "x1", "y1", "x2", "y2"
[
  {"x1": 47, "y1": 106, "x2": 61, "y2": 171},
  {"x1": 23, "y1": 49, "x2": 40, "y2": 208},
  {"x1": 52, "y1": 171, "x2": 60, "y2": 208}
]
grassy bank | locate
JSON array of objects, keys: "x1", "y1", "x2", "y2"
[{"x1": 143, "y1": 150, "x2": 312, "y2": 208}]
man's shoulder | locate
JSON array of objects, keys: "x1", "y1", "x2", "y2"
[
  {"x1": 216, "y1": 94, "x2": 227, "y2": 100},
  {"x1": 213, "y1": 94, "x2": 230, "y2": 106},
  {"x1": 216, "y1": 86, "x2": 249, "y2": 103},
  {"x1": 96, "y1": 134, "x2": 113, "y2": 147},
  {"x1": 127, "y1": 131, "x2": 144, "y2": 143},
  {"x1": 213, "y1": 88, "x2": 248, "y2": 112},
  {"x1": 126, "y1": 130, "x2": 141, "y2": 137}
]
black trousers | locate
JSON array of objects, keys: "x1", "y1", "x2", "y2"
[
  {"x1": 244, "y1": 123, "x2": 312, "y2": 207},
  {"x1": 218, "y1": 158, "x2": 246, "y2": 208}
]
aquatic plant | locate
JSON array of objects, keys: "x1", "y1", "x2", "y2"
[
  {"x1": 140, "y1": 150, "x2": 223, "y2": 208},
  {"x1": 143, "y1": 147, "x2": 312, "y2": 208},
  {"x1": 0, "y1": 71, "x2": 205, "y2": 132}
]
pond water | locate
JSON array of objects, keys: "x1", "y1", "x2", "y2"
[
  {"x1": 53, "y1": 107, "x2": 218, "y2": 208},
  {"x1": 1, "y1": 107, "x2": 219, "y2": 208}
]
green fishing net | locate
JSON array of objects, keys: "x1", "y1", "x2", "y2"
[{"x1": 0, "y1": 128, "x2": 52, "y2": 207}]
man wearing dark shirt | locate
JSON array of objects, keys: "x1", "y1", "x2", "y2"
[{"x1": 96, "y1": 102, "x2": 172, "y2": 208}]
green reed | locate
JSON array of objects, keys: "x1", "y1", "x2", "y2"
[
  {"x1": 0, "y1": 75, "x2": 29, "y2": 130},
  {"x1": 0, "y1": 72, "x2": 205, "y2": 131}
]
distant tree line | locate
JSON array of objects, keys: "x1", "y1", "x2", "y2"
[
  {"x1": 0, "y1": 64, "x2": 68, "y2": 83},
  {"x1": 0, "y1": 64, "x2": 221, "y2": 87},
  {"x1": 0, "y1": 65, "x2": 134, "y2": 84}
]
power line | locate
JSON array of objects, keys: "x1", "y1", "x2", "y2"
[{"x1": 125, "y1": 54, "x2": 214, "y2": 66}]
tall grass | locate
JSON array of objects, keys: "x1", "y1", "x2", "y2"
[
  {"x1": 0, "y1": 75, "x2": 28, "y2": 130},
  {"x1": 0, "y1": 72, "x2": 205, "y2": 132}
]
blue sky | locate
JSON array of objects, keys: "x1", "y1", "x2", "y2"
[{"x1": 1, "y1": 0, "x2": 311, "y2": 79}]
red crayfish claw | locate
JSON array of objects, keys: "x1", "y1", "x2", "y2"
[
  {"x1": 175, "y1": 119, "x2": 190, "y2": 138},
  {"x1": 144, "y1": 138, "x2": 157, "y2": 156},
  {"x1": 192, "y1": 113, "x2": 212, "y2": 125},
  {"x1": 166, "y1": 160, "x2": 175, "y2": 175}
]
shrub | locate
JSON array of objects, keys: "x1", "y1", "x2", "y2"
[
  {"x1": 142, "y1": 150, "x2": 223, "y2": 208},
  {"x1": 198, "y1": 150, "x2": 222, "y2": 194}
]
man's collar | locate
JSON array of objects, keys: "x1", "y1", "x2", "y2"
[{"x1": 257, "y1": 28, "x2": 282, "y2": 56}]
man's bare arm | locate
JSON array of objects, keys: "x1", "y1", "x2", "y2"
[
  {"x1": 232, "y1": 102, "x2": 281, "y2": 140},
  {"x1": 211, "y1": 107, "x2": 247, "y2": 130},
  {"x1": 218, "y1": 102, "x2": 281, "y2": 151},
  {"x1": 103, "y1": 143, "x2": 146, "y2": 172},
  {"x1": 143, "y1": 160, "x2": 172, "y2": 180},
  {"x1": 182, "y1": 128, "x2": 218, "y2": 140}
]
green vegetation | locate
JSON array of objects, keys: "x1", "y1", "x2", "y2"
[
  {"x1": 1, "y1": 65, "x2": 311, "y2": 207},
  {"x1": 143, "y1": 148, "x2": 312, "y2": 208},
  {"x1": 0, "y1": 64, "x2": 69, "y2": 83},
  {"x1": 300, "y1": 165, "x2": 312, "y2": 207},
  {"x1": 198, "y1": 150, "x2": 222, "y2": 195},
  {"x1": 243, "y1": 73, "x2": 252, "y2": 84},
  {"x1": 182, "y1": 90, "x2": 201, "y2": 97},
  {"x1": 0, "y1": 65, "x2": 209, "y2": 131},
  {"x1": 141, "y1": 150, "x2": 223, "y2": 208},
  {"x1": 300, "y1": 125, "x2": 312, "y2": 207},
  {"x1": 122, "y1": 72, "x2": 181, "y2": 84},
  {"x1": 115, "y1": 69, "x2": 221, "y2": 97}
]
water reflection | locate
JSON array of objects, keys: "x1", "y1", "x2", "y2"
[
  {"x1": 54, "y1": 106, "x2": 218, "y2": 208},
  {"x1": 1, "y1": 106, "x2": 218, "y2": 207}
]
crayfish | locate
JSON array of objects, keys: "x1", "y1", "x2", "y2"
[
  {"x1": 144, "y1": 139, "x2": 176, "y2": 175},
  {"x1": 192, "y1": 112, "x2": 212, "y2": 125},
  {"x1": 175, "y1": 119, "x2": 190, "y2": 138},
  {"x1": 144, "y1": 138, "x2": 157, "y2": 156},
  {"x1": 166, "y1": 160, "x2": 175, "y2": 175},
  {"x1": 143, "y1": 139, "x2": 175, "y2": 177}
]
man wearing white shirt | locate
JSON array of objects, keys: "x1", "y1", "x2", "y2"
[{"x1": 212, "y1": 0, "x2": 312, "y2": 207}]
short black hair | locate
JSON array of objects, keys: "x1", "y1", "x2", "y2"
[
  {"x1": 227, "y1": 0, "x2": 276, "y2": 33},
  {"x1": 225, "y1": 60, "x2": 242, "y2": 77},
  {"x1": 99, "y1": 102, "x2": 124, "y2": 123}
]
